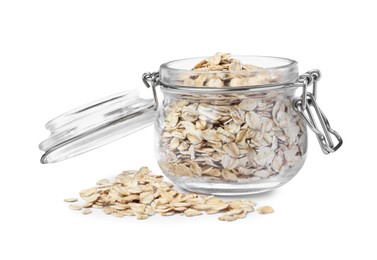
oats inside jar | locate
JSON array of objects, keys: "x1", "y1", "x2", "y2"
[{"x1": 156, "y1": 53, "x2": 307, "y2": 194}]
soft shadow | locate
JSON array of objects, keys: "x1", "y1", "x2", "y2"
[{"x1": 216, "y1": 189, "x2": 278, "y2": 201}]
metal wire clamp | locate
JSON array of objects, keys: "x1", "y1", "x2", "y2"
[
  {"x1": 293, "y1": 70, "x2": 342, "y2": 154},
  {"x1": 142, "y1": 71, "x2": 160, "y2": 110}
]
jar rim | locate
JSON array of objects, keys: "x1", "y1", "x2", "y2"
[
  {"x1": 160, "y1": 55, "x2": 297, "y2": 73},
  {"x1": 159, "y1": 55, "x2": 299, "y2": 90}
]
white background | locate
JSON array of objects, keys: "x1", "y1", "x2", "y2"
[{"x1": 1, "y1": 0, "x2": 376, "y2": 259}]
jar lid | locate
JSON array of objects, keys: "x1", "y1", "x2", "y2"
[{"x1": 39, "y1": 90, "x2": 155, "y2": 164}]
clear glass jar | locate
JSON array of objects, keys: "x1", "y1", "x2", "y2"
[{"x1": 155, "y1": 56, "x2": 307, "y2": 195}]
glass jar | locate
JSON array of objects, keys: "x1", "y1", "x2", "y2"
[
  {"x1": 154, "y1": 56, "x2": 307, "y2": 194},
  {"x1": 40, "y1": 55, "x2": 342, "y2": 195}
]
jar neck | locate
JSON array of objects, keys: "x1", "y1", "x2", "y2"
[{"x1": 160, "y1": 84, "x2": 298, "y2": 104}]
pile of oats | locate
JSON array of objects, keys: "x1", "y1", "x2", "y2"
[
  {"x1": 65, "y1": 167, "x2": 273, "y2": 221},
  {"x1": 158, "y1": 53, "x2": 306, "y2": 183},
  {"x1": 178, "y1": 52, "x2": 279, "y2": 87}
]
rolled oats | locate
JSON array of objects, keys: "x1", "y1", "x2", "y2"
[
  {"x1": 178, "y1": 52, "x2": 275, "y2": 88},
  {"x1": 184, "y1": 208, "x2": 202, "y2": 217},
  {"x1": 257, "y1": 206, "x2": 274, "y2": 214},
  {"x1": 64, "y1": 198, "x2": 78, "y2": 203},
  {"x1": 158, "y1": 53, "x2": 306, "y2": 184},
  {"x1": 66, "y1": 167, "x2": 273, "y2": 221},
  {"x1": 111, "y1": 212, "x2": 125, "y2": 218},
  {"x1": 69, "y1": 204, "x2": 82, "y2": 211}
]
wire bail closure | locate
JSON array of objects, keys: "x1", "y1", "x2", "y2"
[
  {"x1": 142, "y1": 72, "x2": 160, "y2": 110},
  {"x1": 293, "y1": 70, "x2": 342, "y2": 154}
]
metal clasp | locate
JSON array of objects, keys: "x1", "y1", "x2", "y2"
[
  {"x1": 142, "y1": 72, "x2": 160, "y2": 110},
  {"x1": 293, "y1": 70, "x2": 343, "y2": 154}
]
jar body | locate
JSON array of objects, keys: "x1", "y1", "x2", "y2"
[{"x1": 155, "y1": 87, "x2": 307, "y2": 195}]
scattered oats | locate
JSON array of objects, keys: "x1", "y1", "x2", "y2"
[
  {"x1": 210, "y1": 203, "x2": 229, "y2": 212},
  {"x1": 69, "y1": 204, "x2": 82, "y2": 211},
  {"x1": 139, "y1": 192, "x2": 155, "y2": 205},
  {"x1": 223, "y1": 208, "x2": 243, "y2": 216},
  {"x1": 184, "y1": 208, "x2": 202, "y2": 217},
  {"x1": 82, "y1": 202, "x2": 93, "y2": 208},
  {"x1": 127, "y1": 186, "x2": 144, "y2": 194},
  {"x1": 129, "y1": 203, "x2": 146, "y2": 214},
  {"x1": 136, "y1": 213, "x2": 149, "y2": 220},
  {"x1": 84, "y1": 193, "x2": 100, "y2": 203},
  {"x1": 64, "y1": 198, "x2": 77, "y2": 203},
  {"x1": 79, "y1": 187, "x2": 97, "y2": 197},
  {"x1": 103, "y1": 207, "x2": 116, "y2": 215},
  {"x1": 113, "y1": 204, "x2": 129, "y2": 210},
  {"x1": 159, "y1": 211, "x2": 176, "y2": 216},
  {"x1": 257, "y1": 206, "x2": 274, "y2": 214},
  {"x1": 192, "y1": 203, "x2": 213, "y2": 211},
  {"x1": 66, "y1": 167, "x2": 274, "y2": 221},
  {"x1": 119, "y1": 209, "x2": 135, "y2": 216},
  {"x1": 218, "y1": 215, "x2": 238, "y2": 222},
  {"x1": 111, "y1": 212, "x2": 125, "y2": 218}
]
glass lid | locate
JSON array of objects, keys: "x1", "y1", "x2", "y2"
[{"x1": 39, "y1": 90, "x2": 155, "y2": 164}]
